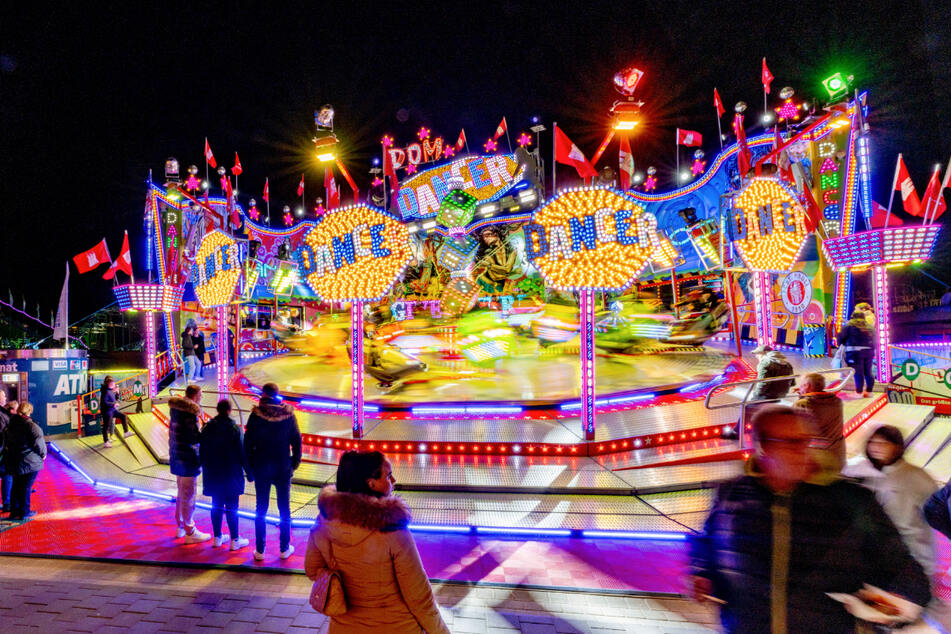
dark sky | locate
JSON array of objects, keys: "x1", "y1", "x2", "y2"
[{"x1": 2, "y1": 1, "x2": 949, "y2": 319}]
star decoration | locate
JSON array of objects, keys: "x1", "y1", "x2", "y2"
[
  {"x1": 484, "y1": 138, "x2": 498, "y2": 153},
  {"x1": 371, "y1": 176, "x2": 384, "y2": 187},
  {"x1": 184, "y1": 174, "x2": 202, "y2": 192},
  {"x1": 691, "y1": 159, "x2": 706, "y2": 176},
  {"x1": 381, "y1": 135, "x2": 394, "y2": 148},
  {"x1": 643, "y1": 175, "x2": 657, "y2": 191},
  {"x1": 417, "y1": 127, "x2": 430, "y2": 140},
  {"x1": 283, "y1": 212, "x2": 293, "y2": 226},
  {"x1": 444, "y1": 146, "x2": 456, "y2": 158},
  {"x1": 405, "y1": 163, "x2": 418, "y2": 175},
  {"x1": 248, "y1": 206, "x2": 260, "y2": 221},
  {"x1": 775, "y1": 99, "x2": 801, "y2": 123},
  {"x1": 517, "y1": 132, "x2": 532, "y2": 147},
  {"x1": 314, "y1": 204, "x2": 326, "y2": 216}
]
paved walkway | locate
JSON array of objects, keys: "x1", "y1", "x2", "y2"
[{"x1": 0, "y1": 555, "x2": 718, "y2": 633}]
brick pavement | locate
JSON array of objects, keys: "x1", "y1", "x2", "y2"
[{"x1": 0, "y1": 555, "x2": 718, "y2": 633}]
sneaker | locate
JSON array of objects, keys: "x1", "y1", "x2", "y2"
[
  {"x1": 176, "y1": 526, "x2": 186, "y2": 538},
  {"x1": 253, "y1": 550, "x2": 265, "y2": 561},
  {"x1": 104, "y1": 441, "x2": 113, "y2": 448},
  {"x1": 213, "y1": 535, "x2": 229, "y2": 548},
  {"x1": 124, "y1": 431, "x2": 134, "y2": 438},
  {"x1": 280, "y1": 545, "x2": 295, "y2": 560},
  {"x1": 230, "y1": 537, "x2": 250, "y2": 551},
  {"x1": 184, "y1": 528, "x2": 211, "y2": 544}
]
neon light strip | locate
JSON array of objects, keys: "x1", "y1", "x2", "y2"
[
  {"x1": 753, "y1": 271, "x2": 773, "y2": 347},
  {"x1": 216, "y1": 305, "x2": 229, "y2": 395},
  {"x1": 146, "y1": 313, "x2": 157, "y2": 397},
  {"x1": 856, "y1": 135, "x2": 873, "y2": 222},
  {"x1": 580, "y1": 290, "x2": 596, "y2": 440},
  {"x1": 351, "y1": 302, "x2": 364, "y2": 438},
  {"x1": 874, "y1": 265, "x2": 891, "y2": 383}
]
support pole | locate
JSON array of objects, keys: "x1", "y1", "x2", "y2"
[
  {"x1": 146, "y1": 311, "x2": 157, "y2": 397},
  {"x1": 351, "y1": 301, "x2": 365, "y2": 438},
  {"x1": 580, "y1": 290, "x2": 596, "y2": 441},
  {"x1": 873, "y1": 265, "x2": 892, "y2": 384},
  {"x1": 670, "y1": 267, "x2": 679, "y2": 319},
  {"x1": 216, "y1": 305, "x2": 229, "y2": 395},
  {"x1": 723, "y1": 270, "x2": 743, "y2": 357},
  {"x1": 753, "y1": 271, "x2": 774, "y2": 348}
]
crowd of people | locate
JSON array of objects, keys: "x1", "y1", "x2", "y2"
[{"x1": 0, "y1": 390, "x2": 46, "y2": 521}]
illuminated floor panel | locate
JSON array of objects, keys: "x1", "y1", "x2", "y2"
[{"x1": 363, "y1": 417, "x2": 583, "y2": 444}]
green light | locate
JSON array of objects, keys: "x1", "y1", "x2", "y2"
[{"x1": 821, "y1": 72, "x2": 848, "y2": 99}]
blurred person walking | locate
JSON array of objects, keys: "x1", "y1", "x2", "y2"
[
  {"x1": 99, "y1": 376, "x2": 130, "y2": 447},
  {"x1": 3, "y1": 403, "x2": 46, "y2": 520},
  {"x1": 168, "y1": 385, "x2": 210, "y2": 543},
  {"x1": 199, "y1": 400, "x2": 250, "y2": 550},
  {"x1": 305, "y1": 450, "x2": 450, "y2": 633},
  {"x1": 193, "y1": 326, "x2": 206, "y2": 381},
  {"x1": 794, "y1": 373, "x2": 845, "y2": 472}
]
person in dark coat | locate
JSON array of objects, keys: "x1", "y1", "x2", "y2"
[
  {"x1": 193, "y1": 327, "x2": 206, "y2": 380},
  {"x1": 837, "y1": 309, "x2": 876, "y2": 396},
  {"x1": 99, "y1": 376, "x2": 130, "y2": 447},
  {"x1": 793, "y1": 372, "x2": 845, "y2": 472},
  {"x1": 244, "y1": 382, "x2": 302, "y2": 560},
  {"x1": 168, "y1": 384, "x2": 210, "y2": 544},
  {"x1": 689, "y1": 405, "x2": 931, "y2": 632},
  {"x1": 181, "y1": 325, "x2": 198, "y2": 381},
  {"x1": 924, "y1": 480, "x2": 951, "y2": 540},
  {"x1": 199, "y1": 399, "x2": 249, "y2": 550},
  {"x1": 0, "y1": 390, "x2": 11, "y2": 513},
  {"x1": 750, "y1": 344, "x2": 795, "y2": 401},
  {"x1": 4, "y1": 402, "x2": 46, "y2": 520}
]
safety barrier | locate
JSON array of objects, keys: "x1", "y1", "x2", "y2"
[{"x1": 76, "y1": 369, "x2": 150, "y2": 437}]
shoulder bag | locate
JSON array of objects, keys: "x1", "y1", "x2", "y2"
[{"x1": 309, "y1": 539, "x2": 348, "y2": 616}]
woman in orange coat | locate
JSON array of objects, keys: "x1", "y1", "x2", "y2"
[{"x1": 305, "y1": 451, "x2": 449, "y2": 634}]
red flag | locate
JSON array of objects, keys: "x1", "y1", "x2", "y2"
[
  {"x1": 733, "y1": 114, "x2": 752, "y2": 176},
  {"x1": 933, "y1": 163, "x2": 951, "y2": 221},
  {"x1": 73, "y1": 239, "x2": 111, "y2": 274},
  {"x1": 493, "y1": 117, "x2": 507, "y2": 140},
  {"x1": 102, "y1": 231, "x2": 133, "y2": 280},
  {"x1": 921, "y1": 166, "x2": 948, "y2": 221},
  {"x1": 801, "y1": 187, "x2": 821, "y2": 233},
  {"x1": 676, "y1": 129, "x2": 703, "y2": 146},
  {"x1": 714, "y1": 88, "x2": 725, "y2": 118},
  {"x1": 325, "y1": 167, "x2": 340, "y2": 209},
  {"x1": 204, "y1": 138, "x2": 217, "y2": 168},
  {"x1": 775, "y1": 127, "x2": 793, "y2": 184},
  {"x1": 762, "y1": 58, "x2": 774, "y2": 95},
  {"x1": 263, "y1": 178, "x2": 269, "y2": 203},
  {"x1": 869, "y1": 200, "x2": 902, "y2": 228},
  {"x1": 896, "y1": 156, "x2": 922, "y2": 216},
  {"x1": 619, "y1": 134, "x2": 633, "y2": 191},
  {"x1": 232, "y1": 152, "x2": 243, "y2": 176},
  {"x1": 554, "y1": 127, "x2": 597, "y2": 180},
  {"x1": 297, "y1": 174, "x2": 305, "y2": 197},
  {"x1": 455, "y1": 129, "x2": 467, "y2": 151}
]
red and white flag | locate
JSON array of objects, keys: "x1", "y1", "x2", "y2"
[
  {"x1": 869, "y1": 200, "x2": 902, "y2": 228},
  {"x1": 714, "y1": 88, "x2": 725, "y2": 118},
  {"x1": 204, "y1": 138, "x2": 217, "y2": 168},
  {"x1": 232, "y1": 152, "x2": 243, "y2": 176},
  {"x1": 676, "y1": 129, "x2": 702, "y2": 147},
  {"x1": 733, "y1": 114, "x2": 752, "y2": 176},
  {"x1": 554, "y1": 127, "x2": 597, "y2": 180},
  {"x1": 921, "y1": 164, "x2": 949, "y2": 221},
  {"x1": 800, "y1": 186, "x2": 821, "y2": 233},
  {"x1": 762, "y1": 58, "x2": 774, "y2": 95},
  {"x1": 263, "y1": 178, "x2": 269, "y2": 203},
  {"x1": 102, "y1": 231, "x2": 133, "y2": 280},
  {"x1": 73, "y1": 238, "x2": 111, "y2": 274},
  {"x1": 455, "y1": 129, "x2": 467, "y2": 151},
  {"x1": 325, "y1": 167, "x2": 340, "y2": 209},
  {"x1": 493, "y1": 117, "x2": 508, "y2": 140},
  {"x1": 896, "y1": 156, "x2": 922, "y2": 216},
  {"x1": 619, "y1": 134, "x2": 634, "y2": 191},
  {"x1": 297, "y1": 174, "x2": 305, "y2": 197}
]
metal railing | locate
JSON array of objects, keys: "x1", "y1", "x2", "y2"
[
  {"x1": 166, "y1": 387, "x2": 258, "y2": 429},
  {"x1": 703, "y1": 367, "x2": 855, "y2": 449},
  {"x1": 76, "y1": 370, "x2": 150, "y2": 437}
]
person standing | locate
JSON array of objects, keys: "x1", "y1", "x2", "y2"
[
  {"x1": 181, "y1": 325, "x2": 198, "y2": 382},
  {"x1": 168, "y1": 385, "x2": 210, "y2": 543},
  {"x1": 244, "y1": 382, "x2": 301, "y2": 560},
  {"x1": 193, "y1": 326, "x2": 206, "y2": 381},
  {"x1": 689, "y1": 405, "x2": 931, "y2": 632},
  {"x1": 305, "y1": 451, "x2": 450, "y2": 633},
  {"x1": 0, "y1": 390, "x2": 11, "y2": 514},
  {"x1": 793, "y1": 373, "x2": 846, "y2": 472},
  {"x1": 837, "y1": 309, "x2": 876, "y2": 397},
  {"x1": 99, "y1": 376, "x2": 130, "y2": 448},
  {"x1": 4, "y1": 402, "x2": 46, "y2": 521},
  {"x1": 199, "y1": 400, "x2": 250, "y2": 550}
]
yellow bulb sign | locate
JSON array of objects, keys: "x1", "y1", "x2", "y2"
[
  {"x1": 728, "y1": 177, "x2": 809, "y2": 272},
  {"x1": 193, "y1": 230, "x2": 241, "y2": 308},
  {"x1": 525, "y1": 188, "x2": 661, "y2": 292},
  {"x1": 297, "y1": 204, "x2": 412, "y2": 301}
]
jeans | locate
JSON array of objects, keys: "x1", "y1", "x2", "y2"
[
  {"x1": 847, "y1": 349, "x2": 875, "y2": 393},
  {"x1": 101, "y1": 410, "x2": 129, "y2": 443},
  {"x1": 253, "y1": 471, "x2": 291, "y2": 553},
  {"x1": 1, "y1": 473, "x2": 12, "y2": 510},
  {"x1": 10, "y1": 471, "x2": 39, "y2": 518},
  {"x1": 184, "y1": 355, "x2": 199, "y2": 381},
  {"x1": 175, "y1": 475, "x2": 197, "y2": 529},
  {"x1": 211, "y1": 494, "x2": 239, "y2": 538}
]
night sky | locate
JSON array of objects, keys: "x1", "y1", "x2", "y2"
[{"x1": 2, "y1": 1, "x2": 949, "y2": 319}]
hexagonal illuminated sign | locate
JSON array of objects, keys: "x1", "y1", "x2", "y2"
[
  {"x1": 193, "y1": 230, "x2": 240, "y2": 308},
  {"x1": 296, "y1": 204, "x2": 412, "y2": 301},
  {"x1": 728, "y1": 177, "x2": 809, "y2": 272},
  {"x1": 525, "y1": 187, "x2": 661, "y2": 292}
]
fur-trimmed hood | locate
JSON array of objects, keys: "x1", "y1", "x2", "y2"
[
  {"x1": 168, "y1": 396, "x2": 202, "y2": 416},
  {"x1": 317, "y1": 485, "x2": 411, "y2": 545},
  {"x1": 250, "y1": 398, "x2": 295, "y2": 422}
]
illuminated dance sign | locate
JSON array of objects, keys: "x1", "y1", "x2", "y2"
[
  {"x1": 526, "y1": 188, "x2": 662, "y2": 291},
  {"x1": 192, "y1": 230, "x2": 241, "y2": 307},
  {"x1": 397, "y1": 154, "x2": 521, "y2": 219},
  {"x1": 727, "y1": 177, "x2": 809, "y2": 272},
  {"x1": 296, "y1": 204, "x2": 411, "y2": 301}
]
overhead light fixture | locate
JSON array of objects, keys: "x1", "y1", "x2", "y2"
[
  {"x1": 614, "y1": 120, "x2": 638, "y2": 130},
  {"x1": 317, "y1": 152, "x2": 335, "y2": 162}
]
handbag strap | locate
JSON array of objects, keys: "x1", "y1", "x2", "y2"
[{"x1": 324, "y1": 536, "x2": 339, "y2": 571}]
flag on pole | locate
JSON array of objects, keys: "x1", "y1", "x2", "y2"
[
  {"x1": 762, "y1": 58, "x2": 774, "y2": 94},
  {"x1": 103, "y1": 231, "x2": 133, "y2": 280},
  {"x1": 921, "y1": 165, "x2": 948, "y2": 221},
  {"x1": 493, "y1": 117, "x2": 508, "y2": 140},
  {"x1": 714, "y1": 88, "x2": 725, "y2": 118},
  {"x1": 554, "y1": 127, "x2": 598, "y2": 179},
  {"x1": 733, "y1": 114, "x2": 752, "y2": 176},
  {"x1": 53, "y1": 263, "x2": 69, "y2": 341},
  {"x1": 619, "y1": 134, "x2": 634, "y2": 191},
  {"x1": 676, "y1": 129, "x2": 703, "y2": 146},
  {"x1": 934, "y1": 162, "x2": 951, "y2": 221},
  {"x1": 870, "y1": 200, "x2": 902, "y2": 228},
  {"x1": 325, "y1": 167, "x2": 340, "y2": 209},
  {"x1": 297, "y1": 174, "x2": 305, "y2": 197},
  {"x1": 232, "y1": 152, "x2": 243, "y2": 176},
  {"x1": 896, "y1": 156, "x2": 922, "y2": 216},
  {"x1": 455, "y1": 129, "x2": 466, "y2": 151},
  {"x1": 204, "y1": 138, "x2": 217, "y2": 168},
  {"x1": 263, "y1": 178, "x2": 269, "y2": 203},
  {"x1": 72, "y1": 239, "x2": 111, "y2": 274},
  {"x1": 801, "y1": 186, "x2": 822, "y2": 233}
]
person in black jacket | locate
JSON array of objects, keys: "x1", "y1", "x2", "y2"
[
  {"x1": 837, "y1": 309, "x2": 876, "y2": 396},
  {"x1": 689, "y1": 404, "x2": 931, "y2": 632},
  {"x1": 244, "y1": 382, "x2": 302, "y2": 560},
  {"x1": 181, "y1": 325, "x2": 198, "y2": 382},
  {"x1": 4, "y1": 402, "x2": 46, "y2": 521},
  {"x1": 168, "y1": 384, "x2": 210, "y2": 544},
  {"x1": 193, "y1": 327, "x2": 206, "y2": 381},
  {"x1": 0, "y1": 390, "x2": 11, "y2": 513},
  {"x1": 199, "y1": 399, "x2": 249, "y2": 550},
  {"x1": 99, "y1": 376, "x2": 130, "y2": 447}
]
